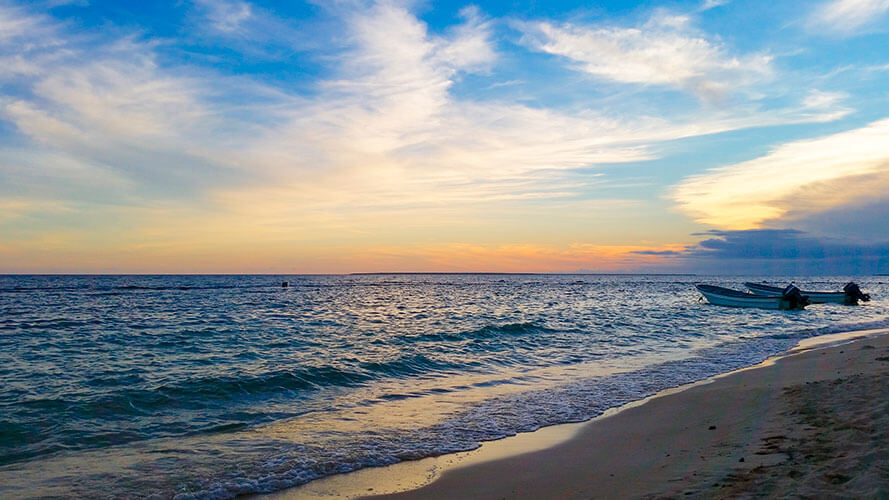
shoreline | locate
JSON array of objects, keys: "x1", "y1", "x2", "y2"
[{"x1": 260, "y1": 327, "x2": 889, "y2": 500}]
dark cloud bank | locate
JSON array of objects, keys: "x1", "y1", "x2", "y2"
[{"x1": 634, "y1": 229, "x2": 889, "y2": 275}]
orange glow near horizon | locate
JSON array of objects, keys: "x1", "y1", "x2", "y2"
[{"x1": 0, "y1": 231, "x2": 688, "y2": 274}]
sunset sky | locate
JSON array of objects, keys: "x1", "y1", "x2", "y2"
[{"x1": 2, "y1": 0, "x2": 889, "y2": 273}]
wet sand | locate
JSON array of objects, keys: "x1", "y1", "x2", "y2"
[{"x1": 264, "y1": 329, "x2": 889, "y2": 500}]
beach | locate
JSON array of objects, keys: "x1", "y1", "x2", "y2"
[
  {"x1": 267, "y1": 329, "x2": 889, "y2": 500},
  {"x1": 4, "y1": 275, "x2": 888, "y2": 499}
]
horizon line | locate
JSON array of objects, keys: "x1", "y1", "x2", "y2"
[{"x1": 0, "y1": 272, "x2": 700, "y2": 276}]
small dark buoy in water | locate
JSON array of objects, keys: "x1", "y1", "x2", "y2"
[{"x1": 281, "y1": 281, "x2": 289, "y2": 288}]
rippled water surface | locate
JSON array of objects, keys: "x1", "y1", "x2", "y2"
[{"x1": 1, "y1": 274, "x2": 887, "y2": 499}]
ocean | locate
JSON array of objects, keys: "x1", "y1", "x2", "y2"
[{"x1": 1, "y1": 274, "x2": 887, "y2": 499}]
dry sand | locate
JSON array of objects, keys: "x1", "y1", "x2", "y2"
[{"x1": 265, "y1": 330, "x2": 889, "y2": 500}]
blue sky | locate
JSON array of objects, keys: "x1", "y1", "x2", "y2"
[{"x1": 1, "y1": 0, "x2": 888, "y2": 273}]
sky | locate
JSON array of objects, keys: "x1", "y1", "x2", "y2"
[{"x1": 1, "y1": 0, "x2": 888, "y2": 274}]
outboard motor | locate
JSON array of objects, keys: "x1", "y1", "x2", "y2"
[
  {"x1": 843, "y1": 282, "x2": 870, "y2": 303},
  {"x1": 782, "y1": 284, "x2": 810, "y2": 310}
]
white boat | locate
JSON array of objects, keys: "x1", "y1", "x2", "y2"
[
  {"x1": 696, "y1": 284, "x2": 809, "y2": 310},
  {"x1": 744, "y1": 282, "x2": 870, "y2": 305}
]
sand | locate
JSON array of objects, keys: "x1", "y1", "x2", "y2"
[{"x1": 264, "y1": 329, "x2": 889, "y2": 500}]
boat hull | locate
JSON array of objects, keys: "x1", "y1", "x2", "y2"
[
  {"x1": 744, "y1": 282, "x2": 853, "y2": 305},
  {"x1": 696, "y1": 284, "x2": 805, "y2": 310}
]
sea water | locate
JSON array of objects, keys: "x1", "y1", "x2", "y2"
[{"x1": 1, "y1": 274, "x2": 887, "y2": 499}]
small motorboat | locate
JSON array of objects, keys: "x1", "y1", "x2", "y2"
[
  {"x1": 744, "y1": 281, "x2": 870, "y2": 305},
  {"x1": 696, "y1": 284, "x2": 809, "y2": 310}
]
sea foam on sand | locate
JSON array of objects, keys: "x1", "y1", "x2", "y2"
[{"x1": 264, "y1": 329, "x2": 889, "y2": 500}]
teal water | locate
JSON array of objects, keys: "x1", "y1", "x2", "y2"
[{"x1": 1, "y1": 274, "x2": 886, "y2": 499}]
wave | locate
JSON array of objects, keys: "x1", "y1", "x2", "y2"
[
  {"x1": 411, "y1": 322, "x2": 554, "y2": 343},
  {"x1": 11, "y1": 354, "x2": 465, "y2": 419},
  {"x1": 0, "y1": 318, "x2": 103, "y2": 330},
  {"x1": 762, "y1": 317, "x2": 889, "y2": 341},
  {"x1": 2, "y1": 274, "x2": 886, "y2": 497},
  {"x1": 113, "y1": 328, "x2": 823, "y2": 500},
  {"x1": 12, "y1": 366, "x2": 371, "y2": 418},
  {"x1": 813, "y1": 317, "x2": 889, "y2": 335},
  {"x1": 1, "y1": 354, "x2": 465, "y2": 465},
  {"x1": 358, "y1": 353, "x2": 464, "y2": 376},
  {"x1": 155, "y1": 355, "x2": 460, "y2": 402},
  {"x1": 156, "y1": 367, "x2": 369, "y2": 400}
]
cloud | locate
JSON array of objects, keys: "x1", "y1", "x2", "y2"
[
  {"x1": 0, "y1": 2, "x2": 646, "y2": 231},
  {"x1": 809, "y1": 0, "x2": 889, "y2": 35},
  {"x1": 0, "y1": 6, "x2": 44, "y2": 44},
  {"x1": 671, "y1": 118, "x2": 889, "y2": 230},
  {"x1": 517, "y1": 10, "x2": 773, "y2": 100},
  {"x1": 0, "y1": 148, "x2": 132, "y2": 207},
  {"x1": 0, "y1": 37, "x2": 242, "y2": 196},
  {"x1": 692, "y1": 229, "x2": 836, "y2": 259},
  {"x1": 683, "y1": 228, "x2": 889, "y2": 274},
  {"x1": 788, "y1": 194, "x2": 889, "y2": 241},
  {"x1": 1, "y1": 1, "x2": 852, "y2": 217},
  {"x1": 630, "y1": 249, "x2": 682, "y2": 256},
  {"x1": 700, "y1": 0, "x2": 730, "y2": 10},
  {"x1": 0, "y1": 198, "x2": 72, "y2": 221},
  {"x1": 206, "y1": 2, "x2": 671, "y2": 215},
  {"x1": 0, "y1": 2, "x2": 865, "y2": 272},
  {"x1": 207, "y1": 3, "x2": 845, "y2": 228},
  {"x1": 194, "y1": 0, "x2": 253, "y2": 33},
  {"x1": 437, "y1": 6, "x2": 496, "y2": 71},
  {"x1": 2, "y1": 2, "x2": 648, "y2": 260},
  {"x1": 802, "y1": 90, "x2": 849, "y2": 110}
]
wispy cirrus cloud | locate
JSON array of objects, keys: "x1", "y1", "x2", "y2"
[
  {"x1": 0, "y1": 36, "x2": 238, "y2": 197},
  {"x1": 0, "y1": 1, "x2": 868, "y2": 272},
  {"x1": 203, "y1": 2, "x2": 658, "y2": 223},
  {"x1": 700, "y1": 0, "x2": 731, "y2": 11},
  {"x1": 671, "y1": 118, "x2": 889, "y2": 230},
  {"x1": 802, "y1": 90, "x2": 849, "y2": 110},
  {"x1": 0, "y1": 1, "x2": 853, "y2": 217},
  {"x1": 3, "y1": 2, "x2": 638, "y2": 235},
  {"x1": 208, "y1": 2, "x2": 850, "y2": 227},
  {"x1": 193, "y1": 0, "x2": 253, "y2": 33},
  {"x1": 809, "y1": 0, "x2": 889, "y2": 35},
  {"x1": 517, "y1": 10, "x2": 773, "y2": 101}
]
